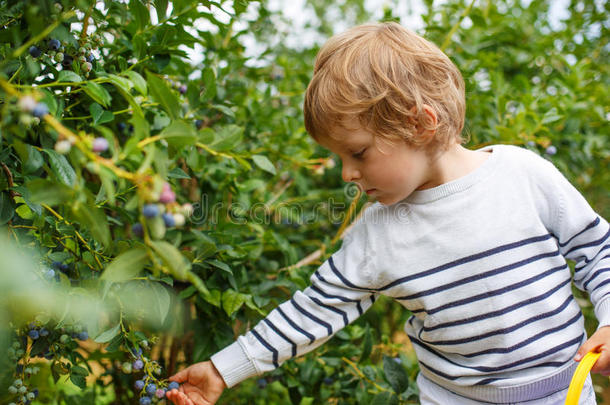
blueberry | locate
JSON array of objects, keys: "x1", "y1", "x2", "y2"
[
  {"x1": 323, "y1": 377, "x2": 333, "y2": 385},
  {"x1": 44, "y1": 269, "x2": 55, "y2": 280},
  {"x1": 59, "y1": 263, "x2": 69, "y2": 272},
  {"x1": 131, "y1": 347, "x2": 143, "y2": 358},
  {"x1": 87, "y1": 53, "x2": 95, "y2": 63},
  {"x1": 48, "y1": 39, "x2": 61, "y2": 50},
  {"x1": 257, "y1": 378, "x2": 267, "y2": 388},
  {"x1": 52, "y1": 261, "x2": 62, "y2": 269},
  {"x1": 145, "y1": 383, "x2": 156, "y2": 395},
  {"x1": 134, "y1": 379, "x2": 145, "y2": 390},
  {"x1": 545, "y1": 145, "x2": 557, "y2": 155},
  {"x1": 32, "y1": 102, "x2": 49, "y2": 118},
  {"x1": 29, "y1": 46, "x2": 41, "y2": 58},
  {"x1": 132, "y1": 223, "x2": 144, "y2": 237},
  {"x1": 117, "y1": 122, "x2": 127, "y2": 132},
  {"x1": 195, "y1": 119, "x2": 204, "y2": 130},
  {"x1": 62, "y1": 54, "x2": 74, "y2": 68},
  {"x1": 178, "y1": 84, "x2": 187, "y2": 94},
  {"x1": 139, "y1": 397, "x2": 151, "y2": 405},
  {"x1": 133, "y1": 359, "x2": 144, "y2": 370},
  {"x1": 155, "y1": 388, "x2": 166, "y2": 399},
  {"x1": 92, "y1": 137, "x2": 109, "y2": 153},
  {"x1": 40, "y1": 328, "x2": 49, "y2": 337},
  {"x1": 32, "y1": 388, "x2": 38, "y2": 397},
  {"x1": 28, "y1": 330, "x2": 40, "y2": 340},
  {"x1": 77, "y1": 331, "x2": 88, "y2": 341},
  {"x1": 167, "y1": 381, "x2": 180, "y2": 391},
  {"x1": 162, "y1": 213, "x2": 175, "y2": 227},
  {"x1": 142, "y1": 204, "x2": 159, "y2": 218}
]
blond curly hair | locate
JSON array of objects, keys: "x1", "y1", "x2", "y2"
[{"x1": 303, "y1": 21, "x2": 466, "y2": 152}]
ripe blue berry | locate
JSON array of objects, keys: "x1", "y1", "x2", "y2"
[
  {"x1": 32, "y1": 102, "x2": 49, "y2": 118},
  {"x1": 48, "y1": 39, "x2": 61, "y2": 50},
  {"x1": 77, "y1": 331, "x2": 88, "y2": 341},
  {"x1": 92, "y1": 137, "x2": 109, "y2": 153},
  {"x1": 28, "y1": 330, "x2": 40, "y2": 340},
  {"x1": 168, "y1": 381, "x2": 180, "y2": 391},
  {"x1": 131, "y1": 347, "x2": 143, "y2": 358},
  {"x1": 545, "y1": 145, "x2": 557, "y2": 155},
  {"x1": 44, "y1": 269, "x2": 55, "y2": 280},
  {"x1": 162, "y1": 213, "x2": 175, "y2": 227},
  {"x1": 323, "y1": 377, "x2": 333, "y2": 385},
  {"x1": 139, "y1": 397, "x2": 151, "y2": 405},
  {"x1": 134, "y1": 380, "x2": 145, "y2": 390},
  {"x1": 62, "y1": 54, "x2": 73, "y2": 68},
  {"x1": 145, "y1": 383, "x2": 156, "y2": 395},
  {"x1": 178, "y1": 84, "x2": 187, "y2": 94},
  {"x1": 40, "y1": 328, "x2": 49, "y2": 337},
  {"x1": 195, "y1": 119, "x2": 204, "y2": 130},
  {"x1": 133, "y1": 359, "x2": 144, "y2": 370},
  {"x1": 257, "y1": 378, "x2": 267, "y2": 388},
  {"x1": 87, "y1": 53, "x2": 95, "y2": 63},
  {"x1": 29, "y1": 46, "x2": 41, "y2": 58},
  {"x1": 142, "y1": 204, "x2": 159, "y2": 218},
  {"x1": 117, "y1": 122, "x2": 127, "y2": 132},
  {"x1": 132, "y1": 223, "x2": 144, "y2": 237}
]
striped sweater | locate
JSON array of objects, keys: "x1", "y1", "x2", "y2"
[{"x1": 211, "y1": 144, "x2": 610, "y2": 403}]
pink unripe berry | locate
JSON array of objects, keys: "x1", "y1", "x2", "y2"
[
  {"x1": 156, "y1": 389, "x2": 166, "y2": 399},
  {"x1": 92, "y1": 137, "x2": 109, "y2": 153},
  {"x1": 162, "y1": 182, "x2": 171, "y2": 193},
  {"x1": 159, "y1": 190, "x2": 175, "y2": 204},
  {"x1": 18, "y1": 96, "x2": 37, "y2": 112}
]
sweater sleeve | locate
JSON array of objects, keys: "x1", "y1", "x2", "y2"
[
  {"x1": 210, "y1": 219, "x2": 379, "y2": 388},
  {"x1": 540, "y1": 159, "x2": 610, "y2": 328}
]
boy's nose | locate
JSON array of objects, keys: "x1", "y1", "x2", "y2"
[{"x1": 342, "y1": 163, "x2": 361, "y2": 182}]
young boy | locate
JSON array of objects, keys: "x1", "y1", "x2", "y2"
[{"x1": 167, "y1": 22, "x2": 610, "y2": 404}]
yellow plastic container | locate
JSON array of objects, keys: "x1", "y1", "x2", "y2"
[{"x1": 564, "y1": 351, "x2": 601, "y2": 405}]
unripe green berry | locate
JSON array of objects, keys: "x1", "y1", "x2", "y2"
[
  {"x1": 8, "y1": 386, "x2": 18, "y2": 394},
  {"x1": 122, "y1": 362, "x2": 133, "y2": 374},
  {"x1": 14, "y1": 379, "x2": 22, "y2": 387},
  {"x1": 54, "y1": 52, "x2": 64, "y2": 63},
  {"x1": 82, "y1": 62, "x2": 92, "y2": 72},
  {"x1": 27, "y1": 392, "x2": 35, "y2": 400},
  {"x1": 16, "y1": 349, "x2": 24, "y2": 357},
  {"x1": 60, "y1": 334, "x2": 70, "y2": 344},
  {"x1": 55, "y1": 140, "x2": 72, "y2": 154},
  {"x1": 18, "y1": 385, "x2": 27, "y2": 394}
]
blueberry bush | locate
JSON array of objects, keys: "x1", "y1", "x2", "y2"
[{"x1": 0, "y1": 0, "x2": 608, "y2": 404}]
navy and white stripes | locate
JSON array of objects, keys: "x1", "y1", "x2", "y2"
[{"x1": 210, "y1": 145, "x2": 610, "y2": 402}]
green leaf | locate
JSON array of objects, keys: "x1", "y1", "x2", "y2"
[
  {"x1": 211, "y1": 125, "x2": 243, "y2": 152},
  {"x1": 89, "y1": 103, "x2": 114, "y2": 126},
  {"x1": 207, "y1": 259, "x2": 233, "y2": 275},
  {"x1": 94, "y1": 323, "x2": 121, "y2": 343},
  {"x1": 159, "y1": 120, "x2": 197, "y2": 148},
  {"x1": 25, "y1": 179, "x2": 73, "y2": 206},
  {"x1": 101, "y1": 247, "x2": 148, "y2": 283},
  {"x1": 57, "y1": 70, "x2": 83, "y2": 83},
  {"x1": 359, "y1": 326, "x2": 373, "y2": 363},
  {"x1": 44, "y1": 149, "x2": 76, "y2": 186},
  {"x1": 148, "y1": 240, "x2": 191, "y2": 280},
  {"x1": 252, "y1": 154, "x2": 276, "y2": 175},
  {"x1": 124, "y1": 70, "x2": 147, "y2": 96},
  {"x1": 222, "y1": 289, "x2": 246, "y2": 316},
  {"x1": 150, "y1": 282, "x2": 171, "y2": 323},
  {"x1": 383, "y1": 355, "x2": 409, "y2": 394},
  {"x1": 146, "y1": 71, "x2": 180, "y2": 119},
  {"x1": 69, "y1": 373, "x2": 86, "y2": 389},
  {"x1": 83, "y1": 82, "x2": 112, "y2": 107},
  {"x1": 0, "y1": 192, "x2": 15, "y2": 225},
  {"x1": 370, "y1": 392, "x2": 398, "y2": 405},
  {"x1": 105, "y1": 74, "x2": 142, "y2": 116},
  {"x1": 168, "y1": 167, "x2": 191, "y2": 179},
  {"x1": 130, "y1": 0, "x2": 150, "y2": 30},
  {"x1": 72, "y1": 201, "x2": 111, "y2": 250}
]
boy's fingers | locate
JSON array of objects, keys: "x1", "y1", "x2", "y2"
[{"x1": 170, "y1": 368, "x2": 189, "y2": 382}]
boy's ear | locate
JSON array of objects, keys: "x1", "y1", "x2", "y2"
[{"x1": 408, "y1": 104, "x2": 437, "y2": 143}]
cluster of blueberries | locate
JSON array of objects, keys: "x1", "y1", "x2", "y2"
[
  {"x1": 131, "y1": 183, "x2": 193, "y2": 239},
  {"x1": 134, "y1": 381, "x2": 180, "y2": 404},
  {"x1": 6, "y1": 378, "x2": 38, "y2": 405},
  {"x1": 28, "y1": 35, "x2": 100, "y2": 78},
  {"x1": 128, "y1": 345, "x2": 181, "y2": 404}
]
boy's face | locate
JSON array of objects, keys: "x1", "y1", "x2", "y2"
[{"x1": 318, "y1": 121, "x2": 439, "y2": 205}]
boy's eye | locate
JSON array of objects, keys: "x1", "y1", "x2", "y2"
[{"x1": 352, "y1": 148, "x2": 366, "y2": 159}]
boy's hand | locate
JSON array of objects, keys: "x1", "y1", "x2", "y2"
[
  {"x1": 573, "y1": 326, "x2": 610, "y2": 375},
  {"x1": 165, "y1": 361, "x2": 227, "y2": 405}
]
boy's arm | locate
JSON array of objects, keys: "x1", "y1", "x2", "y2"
[
  {"x1": 540, "y1": 159, "x2": 610, "y2": 327},
  {"x1": 211, "y1": 221, "x2": 379, "y2": 388}
]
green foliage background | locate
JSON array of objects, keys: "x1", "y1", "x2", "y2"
[{"x1": 0, "y1": 0, "x2": 608, "y2": 404}]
